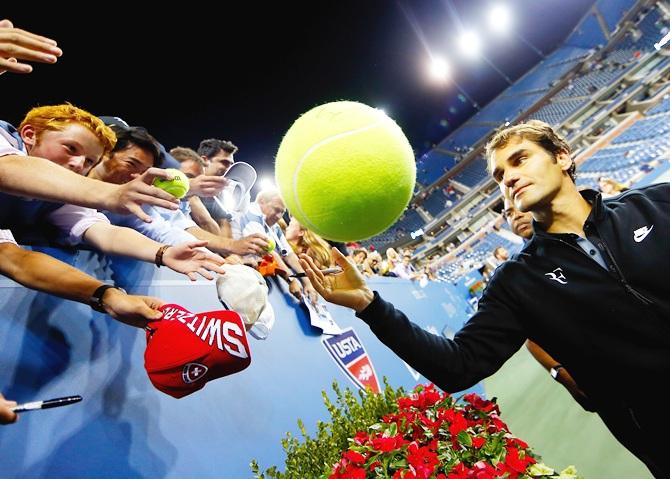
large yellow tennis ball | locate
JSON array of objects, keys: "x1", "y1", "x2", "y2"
[
  {"x1": 275, "y1": 101, "x2": 416, "y2": 242},
  {"x1": 152, "y1": 168, "x2": 190, "y2": 199}
]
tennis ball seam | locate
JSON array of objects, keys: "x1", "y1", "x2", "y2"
[{"x1": 290, "y1": 121, "x2": 383, "y2": 237}]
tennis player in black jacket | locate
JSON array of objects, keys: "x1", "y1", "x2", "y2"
[{"x1": 300, "y1": 120, "x2": 670, "y2": 478}]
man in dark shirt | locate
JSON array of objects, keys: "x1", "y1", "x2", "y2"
[{"x1": 300, "y1": 120, "x2": 669, "y2": 477}]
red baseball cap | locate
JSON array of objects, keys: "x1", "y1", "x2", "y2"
[{"x1": 144, "y1": 304, "x2": 252, "y2": 398}]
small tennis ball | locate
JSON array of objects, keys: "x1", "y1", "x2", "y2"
[
  {"x1": 153, "y1": 168, "x2": 190, "y2": 199},
  {"x1": 266, "y1": 238, "x2": 276, "y2": 253},
  {"x1": 275, "y1": 101, "x2": 415, "y2": 242}
]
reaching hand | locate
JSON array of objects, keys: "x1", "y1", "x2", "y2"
[
  {"x1": 0, "y1": 19, "x2": 62, "y2": 75},
  {"x1": 0, "y1": 393, "x2": 18, "y2": 425},
  {"x1": 187, "y1": 175, "x2": 228, "y2": 197},
  {"x1": 163, "y1": 241, "x2": 226, "y2": 281},
  {"x1": 102, "y1": 289, "x2": 164, "y2": 329},
  {"x1": 288, "y1": 278, "x2": 303, "y2": 301},
  {"x1": 230, "y1": 234, "x2": 269, "y2": 256},
  {"x1": 224, "y1": 254, "x2": 244, "y2": 265},
  {"x1": 299, "y1": 248, "x2": 374, "y2": 313},
  {"x1": 303, "y1": 283, "x2": 319, "y2": 304},
  {"x1": 105, "y1": 168, "x2": 180, "y2": 223}
]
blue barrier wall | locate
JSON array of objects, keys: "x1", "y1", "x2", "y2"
[{"x1": 0, "y1": 250, "x2": 480, "y2": 478}]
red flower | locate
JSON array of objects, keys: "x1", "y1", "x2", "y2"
[
  {"x1": 472, "y1": 436, "x2": 486, "y2": 449},
  {"x1": 419, "y1": 412, "x2": 439, "y2": 431},
  {"x1": 353, "y1": 431, "x2": 369, "y2": 446},
  {"x1": 398, "y1": 397, "x2": 415, "y2": 409},
  {"x1": 371, "y1": 433, "x2": 406, "y2": 452},
  {"x1": 415, "y1": 386, "x2": 442, "y2": 409},
  {"x1": 446, "y1": 462, "x2": 470, "y2": 479},
  {"x1": 463, "y1": 393, "x2": 499, "y2": 414},
  {"x1": 448, "y1": 411, "x2": 468, "y2": 437},
  {"x1": 407, "y1": 442, "x2": 439, "y2": 479},
  {"x1": 346, "y1": 467, "x2": 366, "y2": 479},
  {"x1": 487, "y1": 413, "x2": 509, "y2": 433},
  {"x1": 504, "y1": 446, "x2": 536, "y2": 473},
  {"x1": 472, "y1": 460, "x2": 496, "y2": 479},
  {"x1": 343, "y1": 450, "x2": 366, "y2": 464},
  {"x1": 506, "y1": 437, "x2": 529, "y2": 449}
]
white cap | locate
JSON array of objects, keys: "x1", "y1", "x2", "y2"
[
  {"x1": 216, "y1": 264, "x2": 275, "y2": 339},
  {"x1": 219, "y1": 162, "x2": 257, "y2": 214}
]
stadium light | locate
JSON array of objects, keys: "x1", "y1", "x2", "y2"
[
  {"x1": 428, "y1": 56, "x2": 451, "y2": 82},
  {"x1": 488, "y1": 4, "x2": 511, "y2": 34},
  {"x1": 458, "y1": 30, "x2": 481, "y2": 59}
]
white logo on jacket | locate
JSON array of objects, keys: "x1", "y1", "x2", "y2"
[
  {"x1": 633, "y1": 225, "x2": 653, "y2": 243},
  {"x1": 545, "y1": 267, "x2": 567, "y2": 285}
]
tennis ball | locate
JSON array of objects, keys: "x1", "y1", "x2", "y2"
[
  {"x1": 275, "y1": 101, "x2": 416, "y2": 242},
  {"x1": 266, "y1": 238, "x2": 276, "y2": 253},
  {"x1": 153, "y1": 168, "x2": 190, "y2": 199}
]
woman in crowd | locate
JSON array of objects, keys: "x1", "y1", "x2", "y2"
[
  {"x1": 598, "y1": 176, "x2": 628, "y2": 198},
  {"x1": 285, "y1": 216, "x2": 333, "y2": 270}
]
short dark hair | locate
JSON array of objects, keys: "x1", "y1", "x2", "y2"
[
  {"x1": 486, "y1": 120, "x2": 575, "y2": 183},
  {"x1": 110, "y1": 125, "x2": 162, "y2": 167},
  {"x1": 197, "y1": 138, "x2": 238, "y2": 159}
]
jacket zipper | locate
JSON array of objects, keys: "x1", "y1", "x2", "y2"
[
  {"x1": 553, "y1": 237, "x2": 653, "y2": 306},
  {"x1": 597, "y1": 238, "x2": 654, "y2": 306}
]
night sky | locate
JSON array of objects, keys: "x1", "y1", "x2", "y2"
[{"x1": 2, "y1": 1, "x2": 593, "y2": 183}]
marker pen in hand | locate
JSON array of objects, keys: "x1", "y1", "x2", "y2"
[
  {"x1": 290, "y1": 267, "x2": 342, "y2": 278},
  {"x1": 10, "y1": 395, "x2": 82, "y2": 413}
]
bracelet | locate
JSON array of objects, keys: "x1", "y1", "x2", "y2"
[
  {"x1": 90, "y1": 284, "x2": 125, "y2": 313},
  {"x1": 155, "y1": 245, "x2": 171, "y2": 267}
]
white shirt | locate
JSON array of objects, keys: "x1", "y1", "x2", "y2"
[
  {"x1": 0, "y1": 129, "x2": 110, "y2": 245},
  {"x1": 393, "y1": 262, "x2": 417, "y2": 280},
  {"x1": 0, "y1": 229, "x2": 17, "y2": 245},
  {"x1": 104, "y1": 205, "x2": 198, "y2": 246},
  {"x1": 231, "y1": 202, "x2": 291, "y2": 255}
]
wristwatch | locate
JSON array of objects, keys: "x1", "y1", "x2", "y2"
[
  {"x1": 90, "y1": 284, "x2": 125, "y2": 313},
  {"x1": 550, "y1": 364, "x2": 563, "y2": 381}
]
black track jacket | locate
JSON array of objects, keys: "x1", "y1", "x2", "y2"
[{"x1": 358, "y1": 184, "x2": 670, "y2": 405}]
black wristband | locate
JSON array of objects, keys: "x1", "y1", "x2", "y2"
[{"x1": 90, "y1": 285, "x2": 123, "y2": 313}]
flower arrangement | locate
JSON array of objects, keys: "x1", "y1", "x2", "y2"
[
  {"x1": 328, "y1": 384, "x2": 582, "y2": 479},
  {"x1": 251, "y1": 382, "x2": 583, "y2": 479}
]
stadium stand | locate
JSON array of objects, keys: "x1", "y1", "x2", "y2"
[{"x1": 364, "y1": 0, "x2": 670, "y2": 282}]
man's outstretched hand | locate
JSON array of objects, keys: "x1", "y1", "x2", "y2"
[{"x1": 299, "y1": 248, "x2": 374, "y2": 313}]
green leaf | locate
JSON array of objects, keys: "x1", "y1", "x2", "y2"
[
  {"x1": 388, "y1": 421, "x2": 398, "y2": 436},
  {"x1": 457, "y1": 430, "x2": 472, "y2": 447}
]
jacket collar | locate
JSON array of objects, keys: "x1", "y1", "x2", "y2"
[
  {"x1": 530, "y1": 188, "x2": 602, "y2": 240},
  {"x1": 581, "y1": 188, "x2": 605, "y2": 221}
]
